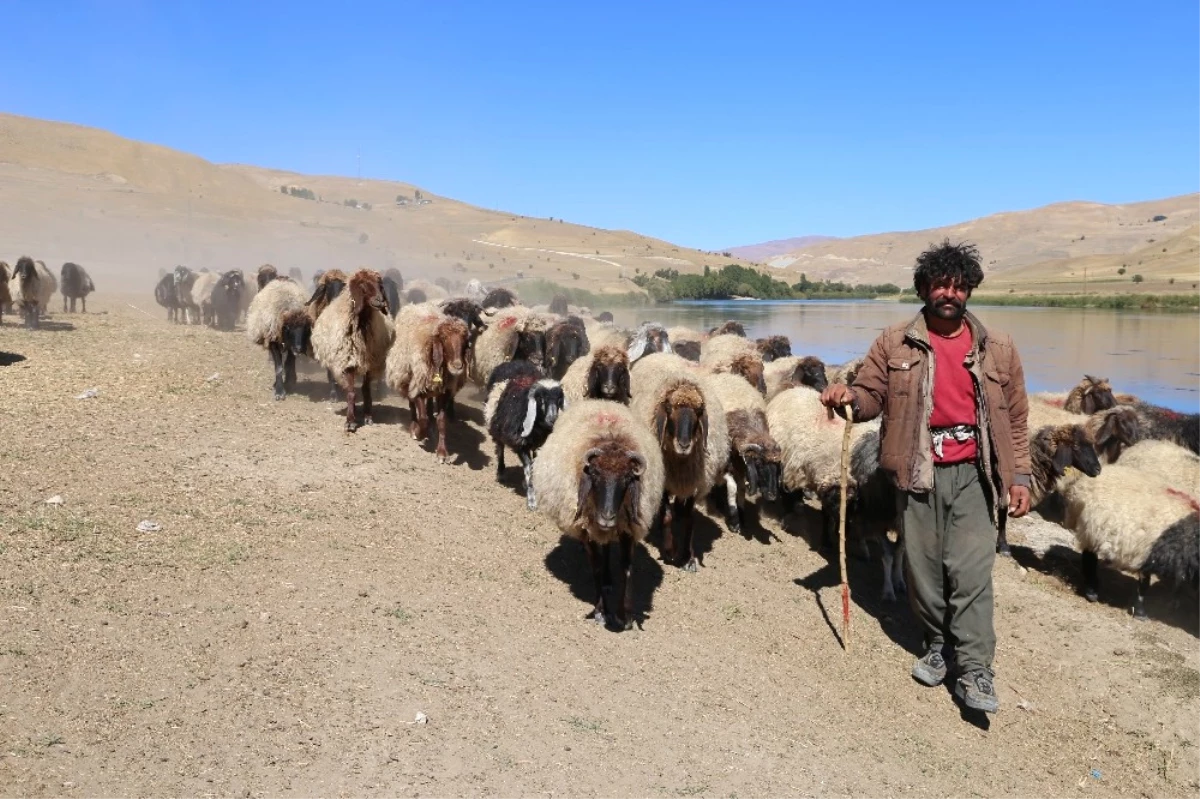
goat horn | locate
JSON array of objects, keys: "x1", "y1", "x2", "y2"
[
  {"x1": 627, "y1": 451, "x2": 646, "y2": 476},
  {"x1": 583, "y1": 447, "x2": 604, "y2": 464}
]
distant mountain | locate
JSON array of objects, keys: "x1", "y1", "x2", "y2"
[{"x1": 726, "y1": 235, "x2": 839, "y2": 263}]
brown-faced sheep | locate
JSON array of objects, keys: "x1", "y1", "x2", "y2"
[
  {"x1": 764, "y1": 355, "x2": 829, "y2": 401},
  {"x1": 755, "y1": 335, "x2": 791, "y2": 362},
  {"x1": 256, "y1": 264, "x2": 279, "y2": 290},
  {"x1": 385, "y1": 303, "x2": 470, "y2": 461},
  {"x1": 1063, "y1": 375, "x2": 1117, "y2": 415},
  {"x1": 532, "y1": 399, "x2": 665, "y2": 629},
  {"x1": 60, "y1": 262, "x2": 95, "y2": 313},
  {"x1": 312, "y1": 269, "x2": 395, "y2": 432},
  {"x1": 824, "y1": 356, "x2": 865, "y2": 387},
  {"x1": 700, "y1": 333, "x2": 766, "y2": 393},
  {"x1": 306, "y1": 269, "x2": 347, "y2": 322},
  {"x1": 673, "y1": 340, "x2": 701, "y2": 362},
  {"x1": 246, "y1": 279, "x2": 314, "y2": 400},
  {"x1": 707, "y1": 372, "x2": 782, "y2": 534},
  {"x1": 561, "y1": 344, "x2": 631, "y2": 405},
  {"x1": 1060, "y1": 465, "x2": 1199, "y2": 619},
  {"x1": 9, "y1": 257, "x2": 55, "y2": 329},
  {"x1": 630, "y1": 353, "x2": 730, "y2": 571},
  {"x1": 709, "y1": 320, "x2": 746, "y2": 337},
  {"x1": 484, "y1": 362, "x2": 566, "y2": 509}
]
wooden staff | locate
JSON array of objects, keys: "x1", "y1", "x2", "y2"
[{"x1": 838, "y1": 403, "x2": 854, "y2": 651}]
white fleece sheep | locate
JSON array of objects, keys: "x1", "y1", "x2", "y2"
[
  {"x1": 1060, "y1": 465, "x2": 1199, "y2": 615},
  {"x1": 667, "y1": 326, "x2": 704, "y2": 347},
  {"x1": 385, "y1": 302, "x2": 464, "y2": 399},
  {"x1": 245, "y1": 279, "x2": 308, "y2": 346},
  {"x1": 469, "y1": 305, "x2": 549, "y2": 385},
  {"x1": 1115, "y1": 440, "x2": 1200, "y2": 501},
  {"x1": 766, "y1": 384, "x2": 881, "y2": 497},
  {"x1": 9, "y1": 258, "x2": 57, "y2": 322}
]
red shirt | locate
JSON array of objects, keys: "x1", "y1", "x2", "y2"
[{"x1": 928, "y1": 324, "x2": 978, "y2": 464}]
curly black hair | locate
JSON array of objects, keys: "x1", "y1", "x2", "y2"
[{"x1": 913, "y1": 239, "x2": 985, "y2": 295}]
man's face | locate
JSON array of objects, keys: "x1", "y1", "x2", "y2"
[{"x1": 920, "y1": 278, "x2": 969, "y2": 321}]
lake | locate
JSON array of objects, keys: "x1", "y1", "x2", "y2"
[{"x1": 610, "y1": 300, "x2": 1200, "y2": 413}]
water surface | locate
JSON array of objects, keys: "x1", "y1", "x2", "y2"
[{"x1": 611, "y1": 300, "x2": 1200, "y2": 412}]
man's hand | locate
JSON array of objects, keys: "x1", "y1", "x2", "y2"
[
  {"x1": 1007, "y1": 485, "x2": 1031, "y2": 517},
  {"x1": 820, "y1": 383, "x2": 855, "y2": 410}
]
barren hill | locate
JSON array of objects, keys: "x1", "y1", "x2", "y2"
[
  {"x1": 0, "y1": 113, "x2": 748, "y2": 295},
  {"x1": 725, "y1": 235, "x2": 838, "y2": 262},
  {"x1": 756, "y1": 195, "x2": 1200, "y2": 290}
]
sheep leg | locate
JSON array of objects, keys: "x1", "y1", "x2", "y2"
[
  {"x1": 494, "y1": 442, "x2": 506, "y2": 480},
  {"x1": 63, "y1": 295, "x2": 68, "y2": 313},
  {"x1": 881, "y1": 534, "x2": 908, "y2": 602},
  {"x1": 343, "y1": 378, "x2": 359, "y2": 432},
  {"x1": 327, "y1": 370, "x2": 339, "y2": 401},
  {"x1": 659, "y1": 490, "x2": 675, "y2": 564},
  {"x1": 996, "y1": 507, "x2": 1011, "y2": 557},
  {"x1": 618, "y1": 532, "x2": 636, "y2": 630},
  {"x1": 584, "y1": 538, "x2": 608, "y2": 625},
  {"x1": 361, "y1": 374, "x2": 374, "y2": 425},
  {"x1": 722, "y1": 472, "x2": 741, "y2": 533},
  {"x1": 1133, "y1": 573, "x2": 1150, "y2": 620},
  {"x1": 819, "y1": 487, "x2": 839, "y2": 553},
  {"x1": 434, "y1": 396, "x2": 450, "y2": 463},
  {"x1": 269, "y1": 343, "x2": 287, "y2": 400},
  {"x1": 519, "y1": 449, "x2": 537, "y2": 510},
  {"x1": 445, "y1": 396, "x2": 457, "y2": 422},
  {"x1": 1082, "y1": 549, "x2": 1100, "y2": 603},
  {"x1": 680, "y1": 496, "x2": 699, "y2": 573},
  {"x1": 81, "y1": 296, "x2": 86, "y2": 314},
  {"x1": 409, "y1": 398, "x2": 425, "y2": 440},
  {"x1": 284, "y1": 351, "x2": 297, "y2": 392}
]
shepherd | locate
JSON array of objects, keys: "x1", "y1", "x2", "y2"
[{"x1": 820, "y1": 239, "x2": 1031, "y2": 715}]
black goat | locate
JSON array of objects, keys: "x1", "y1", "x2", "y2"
[
  {"x1": 154, "y1": 272, "x2": 181, "y2": 322},
  {"x1": 210, "y1": 270, "x2": 245, "y2": 330},
  {"x1": 269, "y1": 310, "x2": 314, "y2": 400},
  {"x1": 546, "y1": 316, "x2": 590, "y2": 381},
  {"x1": 482, "y1": 287, "x2": 518, "y2": 309}
]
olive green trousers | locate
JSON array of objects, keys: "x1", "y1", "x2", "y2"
[{"x1": 898, "y1": 461, "x2": 997, "y2": 674}]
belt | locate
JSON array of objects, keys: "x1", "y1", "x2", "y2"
[{"x1": 931, "y1": 424, "x2": 976, "y2": 459}]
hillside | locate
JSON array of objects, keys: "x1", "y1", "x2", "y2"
[
  {"x1": 0, "y1": 113, "x2": 750, "y2": 295},
  {"x1": 754, "y1": 196, "x2": 1200, "y2": 292},
  {"x1": 725, "y1": 235, "x2": 838, "y2": 262}
]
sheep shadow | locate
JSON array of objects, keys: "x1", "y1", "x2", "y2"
[
  {"x1": 0, "y1": 351, "x2": 27, "y2": 366},
  {"x1": 384, "y1": 402, "x2": 489, "y2": 471},
  {"x1": 785, "y1": 504, "x2": 924, "y2": 656},
  {"x1": 20, "y1": 320, "x2": 76, "y2": 333},
  {"x1": 701, "y1": 486, "x2": 780, "y2": 546},
  {"x1": 543, "y1": 535, "x2": 665, "y2": 632},
  {"x1": 1010, "y1": 543, "x2": 1199, "y2": 637},
  {"x1": 643, "y1": 502, "x2": 726, "y2": 573}
]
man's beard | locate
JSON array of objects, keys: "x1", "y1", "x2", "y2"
[{"x1": 925, "y1": 295, "x2": 966, "y2": 321}]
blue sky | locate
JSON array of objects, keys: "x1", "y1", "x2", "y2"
[{"x1": 2, "y1": 1, "x2": 1197, "y2": 250}]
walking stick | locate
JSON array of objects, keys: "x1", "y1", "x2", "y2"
[{"x1": 838, "y1": 403, "x2": 854, "y2": 651}]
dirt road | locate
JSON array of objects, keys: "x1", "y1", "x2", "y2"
[{"x1": 1, "y1": 296, "x2": 1196, "y2": 797}]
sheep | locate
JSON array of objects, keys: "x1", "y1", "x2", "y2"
[
  {"x1": 561, "y1": 344, "x2": 631, "y2": 405},
  {"x1": 406, "y1": 288, "x2": 427, "y2": 304},
  {"x1": 594, "y1": 311, "x2": 614, "y2": 323},
  {"x1": 531, "y1": 399, "x2": 665, "y2": 628},
  {"x1": 208, "y1": 270, "x2": 246, "y2": 330},
  {"x1": 469, "y1": 306, "x2": 548, "y2": 386},
  {"x1": 485, "y1": 362, "x2": 566, "y2": 509},
  {"x1": 706, "y1": 372, "x2": 782, "y2": 534},
  {"x1": 764, "y1": 355, "x2": 829, "y2": 401},
  {"x1": 545, "y1": 316, "x2": 590, "y2": 381},
  {"x1": 33, "y1": 260, "x2": 57, "y2": 319},
  {"x1": 385, "y1": 302, "x2": 470, "y2": 461},
  {"x1": 482, "y1": 286, "x2": 519, "y2": 309},
  {"x1": 766, "y1": 384, "x2": 884, "y2": 554},
  {"x1": 549, "y1": 294, "x2": 570, "y2": 316},
  {"x1": 154, "y1": 272, "x2": 182, "y2": 322},
  {"x1": 1115, "y1": 440, "x2": 1200, "y2": 501},
  {"x1": 9, "y1": 256, "x2": 55, "y2": 329},
  {"x1": 0, "y1": 261, "x2": 10, "y2": 324},
  {"x1": 755, "y1": 335, "x2": 791, "y2": 362},
  {"x1": 674, "y1": 340, "x2": 701, "y2": 362},
  {"x1": 625, "y1": 322, "x2": 672, "y2": 363},
  {"x1": 824, "y1": 356, "x2": 865, "y2": 387},
  {"x1": 1060, "y1": 465, "x2": 1199, "y2": 619},
  {"x1": 1063, "y1": 374, "x2": 1117, "y2": 415},
  {"x1": 305, "y1": 269, "x2": 347, "y2": 322},
  {"x1": 709, "y1": 320, "x2": 746, "y2": 337},
  {"x1": 406, "y1": 278, "x2": 449, "y2": 302},
  {"x1": 381, "y1": 273, "x2": 403, "y2": 318},
  {"x1": 995, "y1": 423, "x2": 1104, "y2": 556},
  {"x1": 700, "y1": 333, "x2": 766, "y2": 393},
  {"x1": 1025, "y1": 400, "x2": 1142, "y2": 462},
  {"x1": 630, "y1": 352, "x2": 730, "y2": 571},
  {"x1": 246, "y1": 279, "x2": 314, "y2": 400},
  {"x1": 60, "y1": 262, "x2": 95, "y2": 313},
  {"x1": 288, "y1": 266, "x2": 304, "y2": 284},
  {"x1": 465, "y1": 278, "x2": 485, "y2": 301},
  {"x1": 1124, "y1": 401, "x2": 1199, "y2": 454},
  {"x1": 256, "y1": 264, "x2": 279, "y2": 290},
  {"x1": 311, "y1": 269, "x2": 396, "y2": 432},
  {"x1": 440, "y1": 298, "x2": 487, "y2": 349},
  {"x1": 173, "y1": 266, "x2": 201, "y2": 323}
]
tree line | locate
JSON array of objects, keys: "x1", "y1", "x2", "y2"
[{"x1": 632, "y1": 264, "x2": 904, "y2": 302}]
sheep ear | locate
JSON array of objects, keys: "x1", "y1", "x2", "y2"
[
  {"x1": 757, "y1": 373, "x2": 767, "y2": 394},
  {"x1": 573, "y1": 467, "x2": 593, "y2": 523},
  {"x1": 699, "y1": 408, "x2": 709, "y2": 446},
  {"x1": 521, "y1": 394, "x2": 539, "y2": 438},
  {"x1": 662, "y1": 336, "x2": 673, "y2": 354},
  {"x1": 304, "y1": 284, "x2": 324, "y2": 306},
  {"x1": 625, "y1": 475, "x2": 642, "y2": 526},
  {"x1": 618, "y1": 369, "x2": 631, "y2": 403},
  {"x1": 654, "y1": 407, "x2": 669, "y2": 444},
  {"x1": 430, "y1": 340, "x2": 444, "y2": 372},
  {"x1": 586, "y1": 366, "x2": 602, "y2": 399}
]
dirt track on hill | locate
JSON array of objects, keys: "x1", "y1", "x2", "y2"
[{"x1": 1, "y1": 296, "x2": 1197, "y2": 798}]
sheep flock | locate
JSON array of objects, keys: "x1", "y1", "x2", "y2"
[{"x1": 5, "y1": 258, "x2": 1198, "y2": 633}]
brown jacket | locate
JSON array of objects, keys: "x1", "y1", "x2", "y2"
[{"x1": 846, "y1": 310, "x2": 1031, "y2": 509}]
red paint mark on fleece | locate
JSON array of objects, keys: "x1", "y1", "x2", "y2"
[
  {"x1": 499, "y1": 316, "x2": 519, "y2": 330},
  {"x1": 594, "y1": 412, "x2": 620, "y2": 427},
  {"x1": 1046, "y1": 397, "x2": 1066, "y2": 408},
  {"x1": 1165, "y1": 488, "x2": 1200, "y2": 514}
]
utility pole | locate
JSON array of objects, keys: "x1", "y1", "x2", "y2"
[
  {"x1": 1083, "y1": 267, "x2": 1088, "y2": 297},
  {"x1": 357, "y1": 149, "x2": 362, "y2": 183}
]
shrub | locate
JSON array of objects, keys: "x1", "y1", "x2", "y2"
[{"x1": 1132, "y1": 274, "x2": 1144, "y2": 283}]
